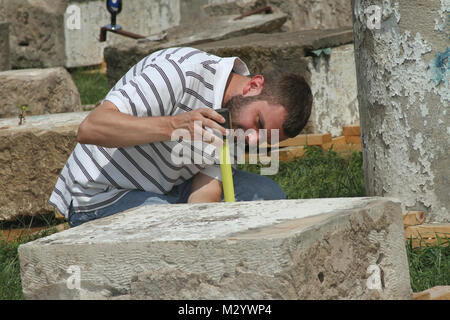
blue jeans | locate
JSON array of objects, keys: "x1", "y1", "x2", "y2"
[{"x1": 68, "y1": 169, "x2": 286, "y2": 228}]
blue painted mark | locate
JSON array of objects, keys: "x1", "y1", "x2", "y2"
[
  {"x1": 311, "y1": 48, "x2": 332, "y2": 57},
  {"x1": 431, "y1": 47, "x2": 449, "y2": 86}
]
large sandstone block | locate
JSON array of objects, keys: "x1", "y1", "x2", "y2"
[
  {"x1": 0, "y1": 21, "x2": 10, "y2": 71},
  {"x1": 105, "y1": 28, "x2": 358, "y2": 135},
  {"x1": 18, "y1": 197, "x2": 413, "y2": 300},
  {"x1": 0, "y1": 112, "x2": 88, "y2": 221},
  {"x1": 0, "y1": 68, "x2": 82, "y2": 119}
]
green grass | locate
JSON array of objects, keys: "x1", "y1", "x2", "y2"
[
  {"x1": 0, "y1": 227, "x2": 61, "y2": 300},
  {"x1": 0, "y1": 239, "x2": 23, "y2": 300},
  {"x1": 70, "y1": 69, "x2": 110, "y2": 106},
  {"x1": 406, "y1": 236, "x2": 450, "y2": 292},
  {"x1": 237, "y1": 145, "x2": 365, "y2": 199}
]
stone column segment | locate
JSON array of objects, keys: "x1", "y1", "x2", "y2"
[{"x1": 19, "y1": 197, "x2": 412, "y2": 299}]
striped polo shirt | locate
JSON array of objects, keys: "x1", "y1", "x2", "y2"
[{"x1": 49, "y1": 47, "x2": 250, "y2": 218}]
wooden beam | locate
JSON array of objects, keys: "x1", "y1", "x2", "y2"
[
  {"x1": 413, "y1": 286, "x2": 450, "y2": 300},
  {"x1": 405, "y1": 223, "x2": 450, "y2": 247},
  {"x1": 404, "y1": 224, "x2": 450, "y2": 239},
  {"x1": 342, "y1": 125, "x2": 361, "y2": 136},
  {"x1": 0, "y1": 223, "x2": 69, "y2": 242},
  {"x1": 272, "y1": 146, "x2": 306, "y2": 161},
  {"x1": 402, "y1": 211, "x2": 425, "y2": 227},
  {"x1": 322, "y1": 136, "x2": 362, "y2": 152},
  {"x1": 261, "y1": 133, "x2": 332, "y2": 148},
  {"x1": 345, "y1": 135, "x2": 362, "y2": 144}
]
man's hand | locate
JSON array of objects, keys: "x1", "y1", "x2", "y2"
[
  {"x1": 170, "y1": 108, "x2": 227, "y2": 145},
  {"x1": 187, "y1": 172, "x2": 223, "y2": 203}
]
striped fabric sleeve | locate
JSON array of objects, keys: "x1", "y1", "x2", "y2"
[{"x1": 103, "y1": 60, "x2": 186, "y2": 117}]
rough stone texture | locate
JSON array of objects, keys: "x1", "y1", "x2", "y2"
[
  {"x1": 1, "y1": 0, "x2": 67, "y2": 69},
  {"x1": 151, "y1": 11, "x2": 287, "y2": 47},
  {"x1": 205, "y1": 0, "x2": 353, "y2": 32},
  {"x1": 18, "y1": 197, "x2": 413, "y2": 300},
  {"x1": 0, "y1": 112, "x2": 88, "y2": 221},
  {"x1": 267, "y1": 0, "x2": 352, "y2": 32},
  {"x1": 0, "y1": 0, "x2": 353, "y2": 68},
  {"x1": 352, "y1": 0, "x2": 449, "y2": 223},
  {"x1": 0, "y1": 0, "x2": 182, "y2": 68},
  {"x1": 0, "y1": 68, "x2": 82, "y2": 119},
  {"x1": 0, "y1": 21, "x2": 10, "y2": 71},
  {"x1": 105, "y1": 28, "x2": 358, "y2": 135},
  {"x1": 204, "y1": 0, "x2": 268, "y2": 16},
  {"x1": 63, "y1": 0, "x2": 182, "y2": 68},
  {"x1": 306, "y1": 44, "x2": 359, "y2": 136}
]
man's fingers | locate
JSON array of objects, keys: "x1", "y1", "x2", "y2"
[
  {"x1": 202, "y1": 129, "x2": 223, "y2": 148},
  {"x1": 198, "y1": 108, "x2": 226, "y2": 124},
  {"x1": 201, "y1": 118, "x2": 227, "y2": 136}
]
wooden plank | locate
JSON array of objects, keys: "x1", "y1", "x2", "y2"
[
  {"x1": 322, "y1": 136, "x2": 362, "y2": 153},
  {"x1": 342, "y1": 125, "x2": 360, "y2": 136},
  {"x1": 271, "y1": 146, "x2": 306, "y2": 161},
  {"x1": 0, "y1": 223, "x2": 69, "y2": 242},
  {"x1": 408, "y1": 238, "x2": 448, "y2": 248},
  {"x1": 402, "y1": 211, "x2": 425, "y2": 227},
  {"x1": 413, "y1": 286, "x2": 450, "y2": 300},
  {"x1": 322, "y1": 136, "x2": 346, "y2": 149},
  {"x1": 404, "y1": 224, "x2": 450, "y2": 239},
  {"x1": 345, "y1": 135, "x2": 361, "y2": 144},
  {"x1": 413, "y1": 291, "x2": 431, "y2": 300},
  {"x1": 261, "y1": 133, "x2": 332, "y2": 148}
]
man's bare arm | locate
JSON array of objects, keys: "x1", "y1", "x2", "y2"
[
  {"x1": 187, "y1": 172, "x2": 223, "y2": 203},
  {"x1": 77, "y1": 101, "x2": 226, "y2": 148}
]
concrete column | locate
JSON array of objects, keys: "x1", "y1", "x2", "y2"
[{"x1": 352, "y1": 0, "x2": 449, "y2": 223}]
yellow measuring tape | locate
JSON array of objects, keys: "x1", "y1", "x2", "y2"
[{"x1": 217, "y1": 108, "x2": 235, "y2": 202}]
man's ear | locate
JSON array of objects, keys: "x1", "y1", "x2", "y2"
[{"x1": 242, "y1": 75, "x2": 264, "y2": 97}]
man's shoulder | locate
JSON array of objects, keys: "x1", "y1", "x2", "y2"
[{"x1": 150, "y1": 47, "x2": 222, "y2": 69}]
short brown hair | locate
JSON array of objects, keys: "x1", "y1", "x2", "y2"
[{"x1": 258, "y1": 70, "x2": 313, "y2": 138}]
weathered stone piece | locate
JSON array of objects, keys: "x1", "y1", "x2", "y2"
[
  {"x1": 0, "y1": 68, "x2": 82, "y2": 118},
  {"x1": 204, "y1": 0, "x2": 268, "y2": 16},
  {"x1": 0, "y1": 112, "x2": 88, "y2": 221},
  {"x1": 352, "y1": 0, "x2": 449, "y2": 223},
  {"x1": 204, "y1": 0, "x2": 353, "y2": 32},
  {"x1": 0, "y1": 0, "x2": 67, "y2": 69},
  {"x1": 19, "y1": 197, "x2": 412, "y2": 300},
  {"x1": 154, "y1": 12, "x2": 288, "y2": 48},
  {"x1": 105, "y1": 28, "x2": 358, "y2": 135},
  {"x1": 0, "y1": 21, "x2": 10, "y2": 71}
]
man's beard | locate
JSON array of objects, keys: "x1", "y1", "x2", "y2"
[
  {"x1": 223, "y1": 95, "x2": 258, "y2": 129},
  {"x1": 223, "y1": 95, "x2": 261, "y2": 145}
]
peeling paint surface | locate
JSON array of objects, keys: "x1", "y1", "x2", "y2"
[{"x1": 352, "y1": 0, "x2": 449, "y2": 222}]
